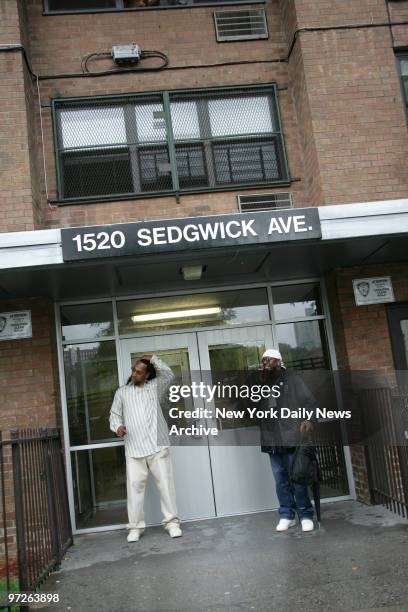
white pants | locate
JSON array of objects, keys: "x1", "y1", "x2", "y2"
[{"x1": 126, "y1": 447, "x2": 180, "y2": 530}]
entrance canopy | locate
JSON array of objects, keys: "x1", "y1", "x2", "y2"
[{"x1": 1, "y1": 200, "x2": 408, "y2": 300}]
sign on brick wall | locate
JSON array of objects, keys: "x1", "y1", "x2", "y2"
[
  {"x1": 61, "y1": 208, "x2": 321, "y2": 261},
  {"x1": 353, "y1": 277, "x2": 395, "y2": 306},
  {"x1": 0, "y1": 310, "x2": 32, "y2": 341}
]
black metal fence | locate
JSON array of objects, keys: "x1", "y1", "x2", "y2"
[
  {"x1": 313, "y1": 420, "x2": 350, "y2": 498},
  {"x1": 0, "y1": 428, "x2": 72, "y2": 608},
  {"x1": 360, "y1": 387, "x2": 408, "y2": 518}
]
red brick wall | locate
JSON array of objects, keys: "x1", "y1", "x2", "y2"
[
  {"x1": 290, "y1": 0, "x2": 388, "y2": 28},
  {"x1": 280, "y1": 0, "x2": 324, "y2": 206},
  {"x1": 0, "y1": 0, "x2": 37, "y2": 231},
  {"x1": 326, "y1": 263, "x2": 408, "y2": 502},
  {"x1": 331, "y1": 263, "x2": 408, "y2": 372},
  {"x1": 0, "y1": 296, "x2": 62, "y2": 580},
  {"x1": 2, "y1": 0, "x2": 408, "y2": 231},
  {"x1": 388, "y1": 0, "x2": 408, "y2": 48},
  {"x1": 286, "y1": 0, "x2": 408, "y2": 206},
  {"x1": 0, "y1": 297, "x2": 61, "y2": 431},
  {"x1": 18, "y1": 0, "x2": 308, "y2": 230},
  {"x1": 18, "y1": 0, "x2": 46, "y2": 229},
  {"x1": 303, "y1": 29, "x2": 408, "y2": 205},
  {"x1": 2, "y1": 0, "x2": 408, "y2": 232}
]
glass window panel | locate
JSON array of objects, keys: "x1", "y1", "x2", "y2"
[
  {"x1": 272, "y1": 283, "x2": 322, "y2": 320},
  {"x1": 209, "y1": 95, "x2": 273, "y2": 137},
  {"x1": 64, "y1": 341, "x2": 118, "y2": 445},
  {"x1": 117, "y1": 289, "x2": 269, "y2": 334},
  {"x1": 208, "y1": 340, "x2": 265, "y2": 430},
  {"x1": 400, "y1": 59, "x2": 408, "y2": 76},
  {"x1": 71, "y1": 446, "x2": 126, "y2": 530},
  {"x1": 403, "y1": 78, "x2": 408, "y2": 104},
  {"x1": 135, "y1": 103, "x2": 166, "y2": 143},
  {"x1": 60, "y1": 107, "x2": 126, "y2": 149},
  {"x1": 276, "y1": 319, "x2": 330, "y2": 370},
  {"x1": 176, "y1": 144, "x2": 208, "y2": 188},
  {"x1": 170, "y1": 101, "x2": 200, "y2": 140},
  {"x1": 400, "y1": 320, "x2": 408, "y2": 366},
  {"x1": 61, "y1": 302, "x2": 114, "y2": 342},
  {"x1": 139, "y1": 146, "x2": 172, "y2": 191}
]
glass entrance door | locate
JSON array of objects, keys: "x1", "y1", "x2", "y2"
[
  {"x1": 121, "y1": 326, "x2": 279, "y2": 523},
  {"x1": 120, "y1": 333, "x2": 217, "y2": 524},
  {"x1": 197, "y1": 326, "x2": 279, "y2": 516}
]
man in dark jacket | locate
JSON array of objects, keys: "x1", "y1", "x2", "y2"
[{"x1": 258, "y1": 348, "x2": 316, "y2": 532}]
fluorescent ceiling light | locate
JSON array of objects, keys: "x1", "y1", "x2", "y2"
[
  {"x1": 132, "y1": 307, "x2": 221, "y2": 323},
  {"x1": 181, "y1": 265, "x2": 203, "y2": 281}
]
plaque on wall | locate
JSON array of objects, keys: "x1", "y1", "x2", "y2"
[
  {"x1": 0, "y1": 310, "x2": 32, "y2": 341},
  {"x1": 353, "y1": 277, "x2": 395, "y2": 306}
]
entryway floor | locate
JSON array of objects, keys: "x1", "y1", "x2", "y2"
[{"x1": 38, "y1": 501, "x2": 408, "y2": 612}]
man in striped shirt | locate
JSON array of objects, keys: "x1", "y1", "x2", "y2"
[{"x1": 109, "y1": 354, "x2": 182, "y2": 542}]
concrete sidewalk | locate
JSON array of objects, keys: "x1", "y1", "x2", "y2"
[{"x1": 38, "y1": 501, "x2": 408, "y2": 612}]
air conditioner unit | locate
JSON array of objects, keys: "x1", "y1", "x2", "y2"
[{"x1": 238, "y1": 192, "x2": 293, "y2": 213}]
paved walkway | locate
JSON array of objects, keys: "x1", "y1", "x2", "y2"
[{"x1": 38, "y1": 501, "x2": 408, "y2": 612}]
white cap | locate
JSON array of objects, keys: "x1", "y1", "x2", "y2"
[{"x1": 262, "y1": 349, "x2": 282, "y2": 360}]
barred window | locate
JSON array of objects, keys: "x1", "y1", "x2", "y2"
[{"x1": 53, "y1": 86, "x2": 289, "y2": 202}]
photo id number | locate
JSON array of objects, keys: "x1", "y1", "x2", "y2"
[
  {"x1": 4, "y1": 592, "x2": 60, "y2": 604},
  {"x1": 72, "y1": 231, "x2": 126, "y2": 252}
]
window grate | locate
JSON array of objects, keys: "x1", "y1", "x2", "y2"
[
  {"x1": 237, "y1": 192, "x2": 293, "y2": 213},
  {"x1": 52, "y1": 86, "x2": 289, "y2": 202},
  {"x1": 214, "y1": 9, "x2": 268, "y2": 42}
]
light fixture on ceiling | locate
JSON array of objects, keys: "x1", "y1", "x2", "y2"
[
  {"x1": 181, "y1": 265, "x2": 203, "y2": 281},
  {"x1": 131, "y1": 307, "x2": 221, "y2": 323}
]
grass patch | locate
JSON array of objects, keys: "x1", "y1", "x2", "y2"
[{"x1": 0, "y1": 577, "x2": 20, "y2": 612}]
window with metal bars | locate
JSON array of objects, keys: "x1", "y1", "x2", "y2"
[{"x1": 52, "y1": 85, "x2": 289, "y2": 203}]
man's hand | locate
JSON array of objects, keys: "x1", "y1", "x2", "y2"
[
  {"x1": 116, "y1": 425, "x2": 127, "y2": 437},
  {"x1": 300, "y1": 420, "x2": 313, "y2": 434}
]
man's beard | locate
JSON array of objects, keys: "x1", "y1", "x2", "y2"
[{"x1": 260, "y1": 367, "x2": 281, "y2": 383}]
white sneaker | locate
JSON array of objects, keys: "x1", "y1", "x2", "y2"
[
  {"x1": 127, "y1": 528, "x2": 144, "y2": 542},
  {"x1": 301, "y1": 519, "x2": 314, "y2": 532},
  {"x1": 276, "y1": 518, "x2": 296, "y2": 531},
  {"x1": 167, "y1": 524, "x2": 182, "y2": 538}
]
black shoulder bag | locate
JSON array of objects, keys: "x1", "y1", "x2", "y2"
[{"x1": 289, "y1": 438, "x2": 322, "y2": 523}]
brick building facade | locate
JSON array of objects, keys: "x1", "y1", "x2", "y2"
[{"x1": 1, "y1": 0, "x2": 408, "y2": 553}]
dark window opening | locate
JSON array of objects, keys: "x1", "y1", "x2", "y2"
[
  {"x1": 46, "y1": 0, "x2": 118, "y2": 10},
  {"x1": 61, "y1": 148, "x2": 133, "y2": 198},
  {"x1": 44, "y1": 0, "x2": 264, "y2": 12}
]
